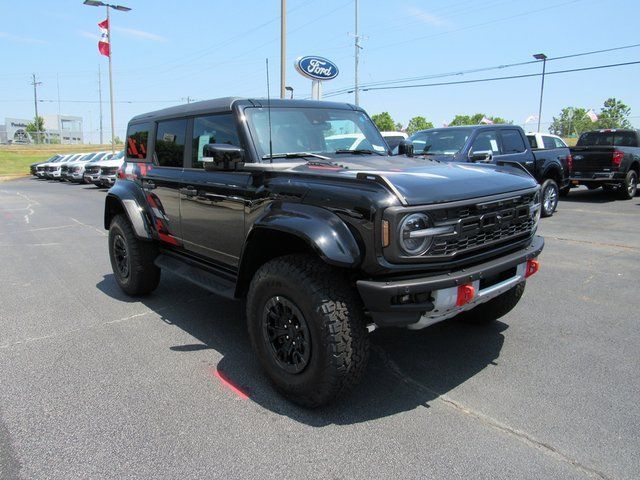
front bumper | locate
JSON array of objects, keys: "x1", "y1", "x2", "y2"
[
  {"x1": 357, "y1": 235, "x2": 544, "y2": 328},
  {"x1": 99, "y1": 175, "x2": 116, "y2": 186},
  {"x1": 51, "y1": 171, "x2": 61, "y2": 178},
  {"x1": 70, "y1": 172, "x2": 84, "y2": 181}
]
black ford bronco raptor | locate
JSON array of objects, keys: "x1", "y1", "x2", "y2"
[{"x1": 105, "y1": 98, "x2": 544, "y2": 407}]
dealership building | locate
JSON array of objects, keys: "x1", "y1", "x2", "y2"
[{"x1": 0, "y1": 115, "x2": 83, "y2": 144}]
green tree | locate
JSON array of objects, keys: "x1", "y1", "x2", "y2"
[
  {"x1": 26, "y1": 116, "x2": 45, "y2": 144},
  {"x1": 549, "y1": 107, "x2": 592, "y2": 137},
  {"x1": 449, "y1": 113, "x2": 510, "y2": 126},
  {"x1": 597, "y1": 97, "x2": 631, "y2": 129},
  {"x1": 371, "y1": 112, "x2": 396, "y2": 131},
  {"x1": 394, "y1": 122, "x2": 404, "y2": 131},
  {"x1": 406, "y1": 116, "x2": 434, "y2": 135}
]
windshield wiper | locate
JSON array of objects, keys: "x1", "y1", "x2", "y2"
[
  {"x1": 262, "y1": 152, "x2": 330, "y2": 160},
  {"x1": 335, "y1": 149, "x2": 385, "y2": 156}
]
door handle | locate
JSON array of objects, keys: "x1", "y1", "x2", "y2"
[
  {"x1": 181, "y1": 186, "x2": 198, "y2": 197},
  {"x1": 143, "y1": 180, "x2": 156, "y2": 190}
]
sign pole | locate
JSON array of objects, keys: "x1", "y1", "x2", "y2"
[{"x1": 107, "y1": 5, "x2": 115, "y2": 153}]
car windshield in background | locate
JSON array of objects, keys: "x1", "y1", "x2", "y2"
[
  {"x1": 409, "y1": 128, "x2": 473, "y2": 155},
  {"x1": 577, "y1": 131, "x2": 638, "y2": 147},
  {"x1": 244, "y1": 107, "x2": 388, "y2": 160}
]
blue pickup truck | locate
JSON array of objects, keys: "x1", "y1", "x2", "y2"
[{"x1": 398, "y1": 124, "x2": 572, "y2": 217}]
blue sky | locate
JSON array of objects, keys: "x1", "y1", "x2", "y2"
[{"x1": 1, "y1": 0, "x2": 639, "y2": 142}]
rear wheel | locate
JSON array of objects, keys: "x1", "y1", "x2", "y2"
[
  {"x1": 618, "y1": 170, "x2": 638, "y2": 200},
  {"x1": 586, "y1": 184, "x2": 600, "y2": 190},
  {"x1": 246, "y1": 254, "x2": 369, "y2": 408},
  {"x1": 457, "y1": 282, "x2": 525, "y2": 325},
  {"x1": 108, "y1": 214, "x2": 160, "y2": 296},
  {"x1": 540, "y1": 179, "x2": 559, "y2": 217}
]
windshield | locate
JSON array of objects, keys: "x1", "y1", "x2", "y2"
[
  {"x1": 244, "y1": 107, "x2": 388, "y2": 160},
  {"x1": 408, "y1": 128, "x2": 473, "y2": 155},
  {"x1": 80, "y1": 153, "x2": 96, "y2": 162},
  {"x1": 577, "y1": 131, "x2": 638, "y2": 147}
]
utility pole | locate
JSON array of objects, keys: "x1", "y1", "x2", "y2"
[
  {"x1": 354, "y1": 0, "x2": 359, "y2": 106},
  {"x1": 280, "y1": 0, "x2": 286, "y2": 99},
  {"x1": 30, "y1": 74, "x2": 42, "y2": 143},
  {"x1": 98, "y1": 64, "x2": 103, "y2": 145}
]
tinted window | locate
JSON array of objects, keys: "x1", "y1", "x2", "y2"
[
  {"x1": 542, "y1": 136, "x2": 556, "y2": 149},
  {"x1": 527, "y1": 135, "x2": 538, "y2": 149},
  {"x1": 500, "y1": 129, "x2": 526, "y2": 153},
  {"x1": 192, "y1": 114, "x2": 241, "y2": 169},
  {"x1": 383, "y1": 135, "x2": 405, "y2": 150},
  {"x1": 471, "y1": 130, "x2": 500, "y2": 154},
  {"x1": 126, "y1": 123, "x2": 150, "y2": 160},
  {"x1": 409, "y1": 128, "x2": 472, "y2": 155},
  {"x1": 553, "y1": 137, "x2": 567, "y2": 148},
  {"x1": 155, "y1": 119, "x2": 187, "y2": 168},
  {"x1": 577, "y1": 131, "x2": 638, "y2": 147}
]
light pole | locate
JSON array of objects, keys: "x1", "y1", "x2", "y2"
[
  {"x1": 83, "y1": 0, "x2": 130, "y2": 153},
  {"x1": 285, "y1": 86, "x2": 294, "y2": 99},
  {"x1": 533, "y1": 53, "x2": 547, "y2": 133},
  {"x1": 30, "y1": 74, "x2": 42, "y2": 143},
  {"x1": 280, "y1": 0, "x2": 286, "y2": 99}
]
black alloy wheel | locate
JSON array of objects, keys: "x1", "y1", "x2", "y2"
[
  {"x1": 113, "y1": 233, "x2": 130, "y2": 279},
  {"x1": 261, "y1": 296, "x2": 311, "y2": 374}
]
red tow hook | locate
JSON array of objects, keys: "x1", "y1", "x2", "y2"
[
  {"x1": 456, "y1": 284, "x2": 476, "y2": 307},
  {"x1": 525, "y1": 259, "x2": 540, "y2": 278}
]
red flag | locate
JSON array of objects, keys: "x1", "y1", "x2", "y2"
[{"x1": 98, "y1": 19, "x2": 110, "y2": 57}]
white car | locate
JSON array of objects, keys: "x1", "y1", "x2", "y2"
[
  {"x1": 67, "y1": 151, "x2": 113, "y2": 183},
  {"x1": 380, "y1": 131, "x2": 408, "y2": 150},
  {"x1": 526, "y1": 132, "x2": 567, "y2": 150},
  {"x1": 54, "y1": 153, "x2": 84, "y2": 180},
  {"x1": 92, "y1": 150, "x2": 124, "y2": 187}
]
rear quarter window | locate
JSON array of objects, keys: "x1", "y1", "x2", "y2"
[{"x1": 126, "y1": 122, "x2": 151, "y2": 160}]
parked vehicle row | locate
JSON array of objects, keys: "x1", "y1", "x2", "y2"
[{"x1": 31, "y1": 150, "x2": 125, "y2": 187}]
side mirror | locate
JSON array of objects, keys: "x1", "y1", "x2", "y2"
[
  {"x1": 397, "y1": 140, "x2": 414, "y2": 157},
  {"x1": 469, "y1": 150, "x2": 493, "y2": 163},
  {"x1": 202, "y1": 144, "x2": 244, "y2": 171}
]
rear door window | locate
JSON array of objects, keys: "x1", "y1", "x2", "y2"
[
  {"x1": 553, "y1": 137, "x2": 567, "y2": 148},
  {"x1": 126, "y1": 123, "x2": 151, "y2": 160},
  {"x1": 155, "y1": 119, "x2": 187, "y2": 168},
  {"x1": 527, "y1": 135, "x2": 538, "y2": 149},
  {"x1": 500, "y1": 129, "x2": 526, "y2": 153},
  {"x1": 542, "y1": 136, "x2": 556, "y2": 149}
]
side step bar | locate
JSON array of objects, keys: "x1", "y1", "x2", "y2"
[{"x1": 154, "y1": 253, "x2": 236, "y2": 299}]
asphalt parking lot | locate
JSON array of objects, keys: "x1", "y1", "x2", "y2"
[{"x1": 0, "y1": 178, "x2": 638, "y2": 480}]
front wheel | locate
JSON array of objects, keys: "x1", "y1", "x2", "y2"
[
  {"x1": 540, "y1": 179, "x2": 559, "y2": 217},
  {"x1": 618, "y1": 170, "x2": 638, "y2": 200},
  {"x1": 457, "y1": 282, "x2": 525, "y2": 325},
  {"x1": 246, "y1": 254, "x2": 369, "y2": 408},
  {"x1": 108, "y1": 214, "x2": 160, "y2": 296}
]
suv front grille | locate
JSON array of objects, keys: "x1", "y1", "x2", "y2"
[
  {"x1": 426, "y1": 192, "x2": 536, "y2": 258},
  {"x1": 101, "y1": 166, "x2": 118, "y2": 175},
  {"x1": 85, "y1": 165, "x2": 100, "y2": 174}
]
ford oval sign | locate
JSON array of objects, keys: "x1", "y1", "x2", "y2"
[{"x1": 295, "y1": 56, "x2": 339, "y2": 81}]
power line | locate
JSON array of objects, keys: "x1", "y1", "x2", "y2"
[
  {"x1": 353, "y1": 60, "x2": 640, "y2": 94},
  {"x1": 321, "y1": 42, "x2": 640, "y2": 98}
]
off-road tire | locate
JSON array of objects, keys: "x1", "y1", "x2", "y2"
[
  {"x1": 108, "y1": 214, "x2": 160, "y2": 296},
  {"x1": 246, "y1": 254, "x2": 369, "y2": 408},
  {"x1": 457, "y1": 282, "x2": 526, "y2": 325},
  {"x1": 602, "y1": 184, "x2": 615, "y2": 192},
  {"x1": 618, "y1": 170, "x2": 638, "y2": 200},
  {"x1": 586, "y1": 184, "x2": 600, "y2": 190},
  {"x1": 540, "y1": 178, "x2": 559, "y2": 217}
]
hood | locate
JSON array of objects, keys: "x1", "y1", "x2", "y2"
[
  {"x1": 96, "y1": 159, "x2": 124, "y2": 168},
  {"x1": 288, "y1": 155, "x2": 537, "y2": 205}
]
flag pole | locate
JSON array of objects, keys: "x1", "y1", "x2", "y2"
[{"x1": 106, "y1": 5, "x2": 115, "y2": 153}]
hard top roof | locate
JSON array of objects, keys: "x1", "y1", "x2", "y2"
[{"x1": 129, "y1": 97, "x2": 361, "y2": 124}]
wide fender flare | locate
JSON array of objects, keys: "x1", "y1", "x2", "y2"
[
  {"x1": 104, "y1": 182, "x2": 153, "y2": 240},
  {"x1": 541, "y1": 163, "x2": 563, "y2": 182},
  {"x1": 248, "y1": 203, "x2": 362, "y2": 268}
]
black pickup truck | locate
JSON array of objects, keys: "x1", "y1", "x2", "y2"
[
  {"x1": 398, "y1": 125, "x2": 572, "y2": 217},
  {"x1": 105, "y1": 98, "x2": 543, "y2": 407},
  {"x1": 568, "y1": 129, "x2": 639, "y2": 199}
]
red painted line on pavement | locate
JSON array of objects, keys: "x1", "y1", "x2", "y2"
[{"x1": 210, "y1": 367, "x2": 249, "y2": 400}]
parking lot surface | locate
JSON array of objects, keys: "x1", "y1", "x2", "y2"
[{"x1": 1, "y1": 178, "x2": 638, "y2": 480}]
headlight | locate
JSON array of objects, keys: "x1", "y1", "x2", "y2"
[
  {"x1": 399, "y1": 213, "x2": 432, "y2": 255},
  {"x1": 530, "y1": 191, "x2": 541, "y2": 226}
]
